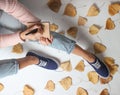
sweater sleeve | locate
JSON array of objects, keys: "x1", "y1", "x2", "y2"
[
  {"x1": 0, "y1": 32, "x2": 23, "y2": 48},
  {"x1": 0, "y1": 0, "x2": 40, "y2": 25}
]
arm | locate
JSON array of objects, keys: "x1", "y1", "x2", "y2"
[
  {"x1": 0, "y1": 32, "x2": 23, "y2": 48},
  {"x1": 0, "y1": 0, "x2": 52, "y2": 46},
  {"x1": 0, "y1": 25, "x2": 42, "y2": 48},
  {"x1": 0, "y1": 0, "x2": 40, "y2": 26}
]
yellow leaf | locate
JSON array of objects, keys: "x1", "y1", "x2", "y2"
[
  {"x1": 75, "y1": 60, "x2": 85, "y2": 72},
  {"x1": 59, "y1": 76, "x2": 72, "y2": 90},
  {"x1": 100, "y1": 88, "x2": 109, "y2": 95},
  {"x1": 103, "y1": 57, "x2": 119, "y2": 75},
  {"x1": 105, "y1": 18, "x2": 115, "y2": 30},
  {"x1": 109, "y1": 3, "x2": 120, "y2": 16},
  {"x1": 88, "y1": 71, "x2": 99, "y2": 84},
  {"x1": 93, "y1": 42, "x2": 106, "y2": 54},
  {"x1": 67, "y1": 27, "x2": 78, "y2": 38},
  {"x1": 60, "y1": 61, "x2": 72, "y2": 72},
  {"x1": 47, "y1": 0, "x2": 61, "y2": 13},
  {"x1": 0, "y1": 83, "x2": 4, "y2": 91},
  {"x1": 89, "y1": 24, "x2": 101, "y2": 35},
  {"x1": 64, "y1": 3, "x2": 77, "y2": 17},
  {"x1": 77, "y1": 87, "x2": 88, "y2": 95},
  {"x1": 87, "y1": 5, "x2": 99, "y2": 16},
  {"x1": 78, "y1": 16, "x2": 87, "y2": 26},
  {"x1": 12, "y1": 43, "x2": 23, "y2": 54},
  {"x1": 100, "y1": 75, "x2": 113, "y2": 84},
  {"x1": 45, "y1": 80, "x2": 55, "y2": 91},
  {"x1": 23, "y1": 85, "x2": 34, "y2": 95},
  {"x1": 50, "y1": 23, "x2": 59, "y2": 31}
]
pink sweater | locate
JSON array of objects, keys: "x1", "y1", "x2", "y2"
[{"x1": 0, "y1": 0, "x2": 40, "y2": 48}]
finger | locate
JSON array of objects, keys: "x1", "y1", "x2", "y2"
[
  {"x1": 50, "y1": 35, "x2": 53, "y2": 42},
  {"x1": 47, "y1": 35, "x2": 53, "y2": 43},
  {"x1": 39, "y1": 37, "x2": 49, "y2": 45},
  {"x1": 45, "y1": 39, "x2": 50, "y2": 45}
]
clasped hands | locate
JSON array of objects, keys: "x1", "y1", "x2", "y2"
[{"x1": 20, "y1": 22, "x2": 53, "y2": 45}]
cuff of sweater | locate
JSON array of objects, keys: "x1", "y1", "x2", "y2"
[{"x1": 15, "y1": 32, "x2": 24, "y2": 43}]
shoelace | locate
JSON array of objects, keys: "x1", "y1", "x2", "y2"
[
  {"x1": 39, "y1": 60, "x2": 47, "y2": 67},
  {"x1": 92, "y1": 60, "x2": 101, "y2": 69}
]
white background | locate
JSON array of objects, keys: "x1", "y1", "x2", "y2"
[{"x1": 0, "y1": 0, "x2": 120, "y2": 95}]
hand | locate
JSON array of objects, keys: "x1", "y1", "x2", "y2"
[
  {"x1": 39, "y1": 35, "x2": 53, "y2": 45},
  {"x1": 20, "y1": 24, "x2": 43, "y2": 41}
]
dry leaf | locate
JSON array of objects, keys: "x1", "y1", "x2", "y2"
[
  {"x1": 100, "y1": 88, "x2": 109, "y2": 95},
  {"x1": 67, "y1": 27, "x2": 78, "y2": 38},
  {"x1": 103, "y1": 57, "x2": 119, "y2": 75},
  {"x1": 75, "y1": 60, "x2": 85, "y2": 72},
  {"x1": 64, "y1": 3, "x2": 77, "y2": 17},
  {"x1": 45, "y1": 80, "x2": 55, "y2": 91},
  {"x1": 109, "y1": 3, "x2": 120, "y2": 16},
  {"x1": 23, "y1": 85, "x2": 35, "y2": 95},
  {"x1": 59, "y1": 76, "x2": 72, "y2": 90},
  {"x1": 88, "y1": 71, "x2": 99, "y2": 84},
  {"x1": 105, "y1": 18, "x2": 115, "y2": 30},
  {"x1": 77, "y1": 87, "x2": 88, "y2": 95},
  {"x1": 89, "y1": 24, "x2": 101, "y2": 35},
  {"x1": 47, "y1": 0, "x2": 61, "y2": 13},
  {"x1": 87, "y1": 5, "x2": 99, "y2": 16},
  {"x1": 100, "y1": 75, "x2": 113, "y2": 84},
  {"x1": 12, "y1": 43, "x2": 23, "y2": 54},
  {"x1": 110, "y1": 64, "x2": 119, "y2": 75},
  {"x1": 50, "y1": 23, "x2": 59, "y2": 31},
  {"x1": 93, "y1": 42, "x2": 106, "y2": 54},
  {"x1": 0, "y1": 83, "x2": 4, "y2": 91},
  {"x1": 60, "y1": 60, "x2": 72, "y2": 72},
  {"x1": 78, "y1": 16, "x2": 87, "y2": 26},
  {"x1": 103, "y1": 57, "x2": 115, "y2": 66}
]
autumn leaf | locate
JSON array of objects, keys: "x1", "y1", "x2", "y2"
[
  {"x1": 64, "y1": 3, "x2": 77, "y2": 17},
  {"x1": 87, "y1": 5, "x2": 99, "y2": 16},
  {"x1": 67, "y1": 27, "x2": 78, "y2": 38},
  {"x1": 93, "y1": 42, "x2": 106, "y2": 54},
  {"x1": 78, "y1": 16, "x2": 87, "y2": 26},
  {"x1": 89, "y1": 24, "x2": 101, "y2": 35},
  {"x1": 47, "y1": 0, "x2": 61, "y2": 13},
  {"x1": 45, "y1": 80, "x2": 55, "y2": 91},
  {"x1": 105, "y1": 18, "x2": 115, "y2": 30},
  {"x1": 88, "y1": 71, "x2": 99, "y2": 84}
]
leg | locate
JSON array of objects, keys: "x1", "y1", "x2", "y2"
[
  {"x1": 0, "y1": 56, "x2": 39, "y2": 78},
  {"x1": 0, "y1": 50, "x2": 59, "y2": 78},
  {"x1": 71, "y1": 44, "x2": 95, "y2": 63},
  {"x1": 50, "y1": 32, "x2": 110, "y2": 79},
  {"x1": 17, "y1": 56, "x2": 39, "y2": 69}
]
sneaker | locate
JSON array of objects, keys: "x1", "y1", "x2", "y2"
[
  {"x1": 26, "y1": 50, "x2": 59, "y2": 70},
  {"x1": 88, "y1": 56, "x2": 110, "y2": 79}
]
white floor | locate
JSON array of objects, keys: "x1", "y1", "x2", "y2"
[{"x1": 0, "y1": 0, "x2": 120, "y2": 95}]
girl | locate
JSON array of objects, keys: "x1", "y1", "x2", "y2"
[{"x1": 0, "y1": 0, "x2": 109, "y2": 79}]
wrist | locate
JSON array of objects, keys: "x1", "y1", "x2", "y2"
[{"x1": 19, "y1": 32, "x2": 26, "y2": 41}]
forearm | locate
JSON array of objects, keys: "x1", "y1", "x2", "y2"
[
  {"x1": 0, "y1": 32, "x2": 23, "y2": 48},
  {"x1": 0, "y1": 0, "x2": 40, "y2": 26}
]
